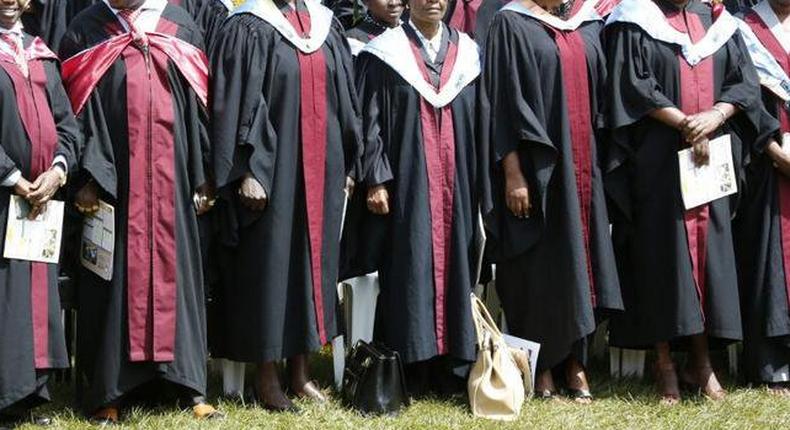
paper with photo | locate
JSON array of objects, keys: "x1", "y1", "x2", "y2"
[
  {"x1": 3, "y1": 196, "x2": 64, "y2": 264},
  {"x1": 678, "y1": 134, "x2": 738, "y2": 210},
  {"x1": 503, "y1": 334, "x2": 541, "y2": 391},
  {"x1": 81, "y1": 200, "x2": 115, "y2": 281}
]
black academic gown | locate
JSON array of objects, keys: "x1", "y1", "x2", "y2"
[
  {"x1": 345, "y1": 13, "x2": 390, "y2": 43},
  {"x1": 59, "y1": 4, "x2": 211, "y2": 413},
  {"x1": 481, "y1": 7, "x2": 623, "y2": 373},
  {"x1": 473, "y1": 0, "x2": 508, "y2": 46},
  {"x1": 732, "y1": 5, "x2": 790, "y2": 384},
  {"x1": 172, "y1": 0, "x2": 231, "y2": 51},
  {"x1": 0, "y1": 33, "x2": 80, "y2": 414},
  {"x1": 21, "y1": 0, "x2": 68, "y2": 51},
  {"x1": 725, "y1": 0, "x2": 759, "y2": 13},
  {"x1": 343, "y1": 24, "x2": 483, "y2": 365},
  {"x1": 209, "y1": 0, "x2": 363, "y2": 363},
  {"x1": 605, "y1": 0, "x2": 773, "y2": 349}
]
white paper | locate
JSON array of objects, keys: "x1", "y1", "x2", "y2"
[
  {"x1": 80, "y1": 200, "x2": 115, "y2": 281},
  {"x1": 678, "y1": 134, "x2": 738, "y2": 210},
  {"x1": 503, "y1": 334, "x2": 541, "y2": 391},
  {"x1": 332, "y1": 335, "x2": 345, "y2": 391},
  {"x1": 3, "y1": 197, "x2": 64, "y2": 264}
]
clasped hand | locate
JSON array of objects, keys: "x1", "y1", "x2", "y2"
[
  {"x1": 679, "y1": 110, "x2": 724, "y2": 166},
  {"x1": 16, "y1": 169, "x2": 64, "y2": 220}
]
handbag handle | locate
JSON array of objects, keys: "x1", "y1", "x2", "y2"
[{"x1": 470, "y1": 293, "x2": 505, "y2": 349}]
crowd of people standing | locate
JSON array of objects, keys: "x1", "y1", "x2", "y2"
[{"x1": 1, "y1": 0, "x2": 790, "y2": 426}]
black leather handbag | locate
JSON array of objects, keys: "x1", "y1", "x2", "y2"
[{"x1": 341, "y1": 341, "x2": 411, "y2": 415}]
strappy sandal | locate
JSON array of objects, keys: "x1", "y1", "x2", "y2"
[
  {"x1": 767, "y1": 382, "x2": 790, "y2": 397},
  {"x1": 653, "y1": 363, "x2": 681, "y2": 406},
  {"x1": 565, "y1": 387, "x2": 593, "y2": 404},
  {"x1": 534, "y1": 389, "x2": 558, "y2": 400}
]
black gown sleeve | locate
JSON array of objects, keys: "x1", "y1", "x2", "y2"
[
  {"x1": 328, "y1": 20, "x2": 365, "y2": 182},
  {"x1": 479, "y1": 12, "x2": 556, "y2": 260},
  {"x1": 718, "y1": 32, "x2": 779, "y2": 157},
  {"x1": 355, "y1": 53, "x2": 393, "y2": 186},
  {"x1": 603, "y1": 23, "x2": 676, "y2": 220},
  {"x1": 210, "y1": 19, "x2": 277, "y2": 196},
  {"x1": 605, "y1": 23, "x2": 676, "y2": 131},
  {"x1": 59, "y1": 28, "x2": 119, "y2": 198},
  {"x1": 45, "y1": 61, "x2": 81, "y2": 174}
]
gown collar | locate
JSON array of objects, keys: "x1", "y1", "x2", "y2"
[
  {"x1": 231, "y1": 0, "x2": 333, "y2": 54},
  {"x1": 606, "y1": 0, "x2": 738, "y2": 65},
  {"x1": 500, "y1": 0, "x2": 604, "y2": 31},
  {"x1": 360, "y1": 25, "x2": 480, "y2": 108}
]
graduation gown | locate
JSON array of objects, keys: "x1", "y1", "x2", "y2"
[
  {"x1": 342, "y1": 23, "x2": 484, "y2": 364},
  {"x1": 345, "y1": 14, "x2": 394, "y2": 57},
  {"x1": 209, "y1": 0, "x2": 363, "y2": 363},
  {"x1": 604, "y1": 0, "x2": 773, "y2": 349},
  {"x1": 733, "y1": 1, "x2": 790, "y2": 384},
  {"x1": 21, "y1": 1, "x2": 69, "y2": 51},
  {"x1": 59, "y1": 2, "x2": 211, "y2": 412},
  {"x1": 726, "y1": 0, "x2": 760, "y2": 13},
  {"x1": 446, "y1": 0, "x2": 483, "y2": 35},
  {"x1": 0, "y1": 33, "x2": 79, "y2": 413},
  {"x1": 171, "y1": 0, "x2": 233, "y2": 51},
  {"x1": 480, "y1": 0, "x2": 623, "y2": 373}
]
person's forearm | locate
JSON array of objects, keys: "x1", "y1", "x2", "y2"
[
  {"x1": 649, "y1": 107, "x2": 687, "y2": 130},
  {"x1": 712, "y1": 102, "x2": 737, "y2": 122},
  {"x1": 503, "y1": 151, "x2": 525, "y2": 181}
]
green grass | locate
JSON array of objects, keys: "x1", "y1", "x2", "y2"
[{"x1": 15, "y1": 352, "x2": 790, "y2": 430}]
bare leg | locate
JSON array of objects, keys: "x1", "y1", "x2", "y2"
[
  {"x1": 684, "y1": 334, "x2": 726, "y2": 400},
  {"x1": 256, "y1": 361, "x2": 296, "y2": 412},
  {"x1": 654, "y1": 341, "x2": 680, "y2": 406},
  {"x1": 566, "y1": 357, "x2": 592, "y2": 404},
  {"x1": 288, "y1": 354, "x2": 327, "y2": 403},
  {"x1": 535, "y1": 369, "x2": 557, "y2": 399}
]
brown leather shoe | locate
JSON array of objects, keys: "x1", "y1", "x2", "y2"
[
  {"x1": 91, "y1": 406, "x2": 119, "y2": 425},
  {"x1": 193, "y1": 403, "x2": 225, "y2": 420}
]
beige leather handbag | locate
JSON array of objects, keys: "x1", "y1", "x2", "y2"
[{"x1": 467, "y1": 294, "x2": 525, "y2": 421}]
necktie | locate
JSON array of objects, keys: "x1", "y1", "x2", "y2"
[
  {"x1": 0, "y1": 32, "x2": 27, "y2": 77},
  {"x1": 118, "y1": 8, "x2": 148, "y2": 47}
]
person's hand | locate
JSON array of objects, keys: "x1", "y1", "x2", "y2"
[
  {"x1": 13, "y1": 177, "x2": 33, "y2": 198},
  {"x1": 27, "y1": 169, "x2": 63, "y2": 207},
  {"x1": 194, "y1": 182, "x2": 216, "y2": 215},
  {"x1": 75, "y1": 181, "x2": 100, "y2": 215},
  {"x1": 238, "y1": 174, "x2": 268, "y2": 211},
  {"x1": 681, "y1": 110, "x2": 725, "y2": 144},
  {"x1": 345, "y1": 176, "x2": 355, "y2": 199},
  {"x1": 691, "y1": 138, "x2": 710, "y2": 166},
  {"x1": 505, "y1": 174, "x2": 531, "y2": 219},
  {"x1": 366, "y1": 185, "x2": 389, "y2": 215},
  {"x1": 774, "y1": 147, "x2": 790, "y2": 178}
]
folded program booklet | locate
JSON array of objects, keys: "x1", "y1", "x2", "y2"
[
  {"x1": 81, "y1": 200, "x2": 115, "y2": 281},
  {"x1": 3, "y1": 196, "x2": 64, "y2": 264},
  {"x1": 678, "y1": 134, "x2": 738, "y2": 210}
]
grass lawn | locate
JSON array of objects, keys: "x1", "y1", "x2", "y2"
[{"x1": 15, "y1": 351, "x2": 790, "y2": 430}]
